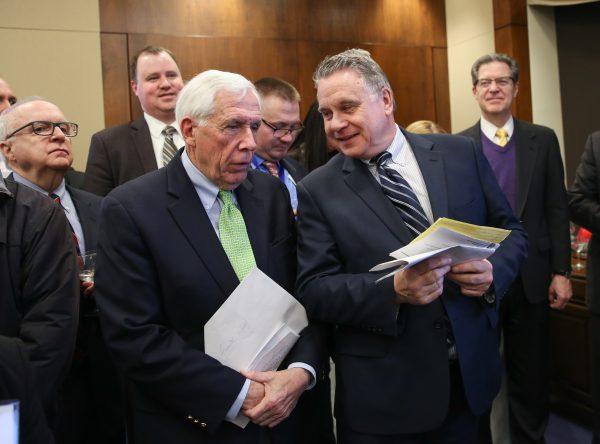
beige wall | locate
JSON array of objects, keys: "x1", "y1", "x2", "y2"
[
  {"x1": 445, "y1": 0, "x2": 495, "y2": 133},
  {"x1": 527, "y1": 5, "x2": 565, "y2": 160},
  {"x1": 0, "y1": 0, "x2": 104, "y2": 171}
]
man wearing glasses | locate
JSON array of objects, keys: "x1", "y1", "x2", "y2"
[
  {"x1": 252, "y1": 78, "x2": 307, "y2": 214},
  {"x1": 0, "y1": 99, "x2": 125, "y2": 443},
  {"x1": 459, "y1": 53, "x2": 572, "y2": 444}
]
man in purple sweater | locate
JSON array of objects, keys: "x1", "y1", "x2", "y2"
[{"x1": 459, "y1": 53, "x2": 572, "y2": 444}]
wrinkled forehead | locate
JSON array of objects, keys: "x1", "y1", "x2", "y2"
[{"x1": 213, "y1": 89, "x2": 261, "y2": 119}]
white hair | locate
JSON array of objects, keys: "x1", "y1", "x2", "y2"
[{"x1": 175, "y1": 70, "x2": 259, "y2": 126}]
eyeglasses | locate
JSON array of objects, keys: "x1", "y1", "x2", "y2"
[
  {"x1": 5, "y1": 121, "x2": 79, "y2": 139},
  {"x1": 261, "y1": 119, "x2": 303, "y2": 138},
  {"x1": 476, "y1": 77, "x2": 514, "y2": 89}
]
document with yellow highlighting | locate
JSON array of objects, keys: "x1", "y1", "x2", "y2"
[{"x1": 370, "y1": 218, "x2": 511, "y2": 282}]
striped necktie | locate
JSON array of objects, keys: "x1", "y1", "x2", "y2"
[
  {"x1": 218, "y1": 190, "x2": 256, "y2": 281},
  {"x1": 161, "y1": 125, "x2": 178, "y2": 166},
  {"x1": 372, "y1": 151, "x2": 430, "y2": 238},
  {"x1": 495, "y1": 128, "x2": 509, "y2": 147}
]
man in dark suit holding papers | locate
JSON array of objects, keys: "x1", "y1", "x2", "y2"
[
  {"x1": 95, "y1": 69, "x2": 322, "y2": 444},
  {"x1": 296, "y1": 49, "x2": 527, "y2": 443}
]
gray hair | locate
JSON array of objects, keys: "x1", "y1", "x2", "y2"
[
  {"x1": 175, "y1": 70, "x2": 258, "y2": 126},
  {"x1": 313, "y1": 48, "x2": 393, "y2": 97},
  {"x1": 471, "y1": 53, "x2": 520, "y2": 85},
  {"x1": 0, "y1": 96, "x2": 46, "y2": 140}
]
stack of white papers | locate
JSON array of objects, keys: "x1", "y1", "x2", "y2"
[
  {"x1": 204, "y1": 267, "x2": 308, "y2": 427},
  {"x1": 0, "y1": 400, "x2": 19, "y2": 444},
  {"x1": 370, "y1": 218, "x2": 511, "y2": 282}
]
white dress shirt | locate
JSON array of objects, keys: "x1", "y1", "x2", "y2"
[
  {"x1": 180, "y1": 150, "x2": 316, "y2": 422},
  {"x1": 144, "y1": 113, "x2": 185, "y2": 167},
  {"x1": 480, "y1": 116, "x2": 514, "y2": 145}
]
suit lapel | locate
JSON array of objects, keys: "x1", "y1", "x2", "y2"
[
  {"x1": 405, "y1": 131, "x2": 448, "y2": 220},
  {"x1": 166, "y1": 157, "x2": 238, "y2": 299},
  {"x1": 463, "y1": 123, "x2": 484, "y2": 151},
  {"x1": 342, "y1": 156, "x2": 414, "y2": 245},
  {"x1": 236, "y1": 178, "x2": 269, "y2": 272},
  {"x1": 514, "y1": 119, "x2": 538, "y2": 218},
  {"x1": 131, "y1": 117, "x2": 158, "y2": 173},
  {"x1": 68, "y1": 186, "x2": 98, "y2": 249}
]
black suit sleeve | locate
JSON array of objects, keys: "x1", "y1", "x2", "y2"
[
  {"x1": 84, "y1": 133, "x2": 115, "y2": 197},
  {"x1": 570, "y1": 132, "x2": 600, "y2": 232},
  {"x1": 543, "y1": 130, "x2": 571, "y2": 272},
  {"x1": 95, "y1": 195, "x2": 247, "y2": 433},
  {"x1": 20, "y1": 201, "x2": 80, "y2": 420}
]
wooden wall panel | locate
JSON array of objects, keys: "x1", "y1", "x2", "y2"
[
  {"x1": 100, "y1": 33, "x2": 131, "y2": 127},
  {"x1": 495, "y1": 25, "x2": 532, "y2": 122},
  {"x1": 297, "y1": 41, "x2": 437, "y2": 127},
  {"x1": 99, "y1": 0, "x2": 449, "y2": 131},
  {"x1": 127, "y1": 34, "x2": 299, "y2": 120},
  {"x1": 432, "y1": 47, "x2": 451, "y2": 132}
]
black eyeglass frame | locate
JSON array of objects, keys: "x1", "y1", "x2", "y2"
[
  {"x1": 261, "y1": 119, "x2": 304, "y2": 138},
  {"x1": 5, "y1": 121, "x2": 79, "y2": 139}
]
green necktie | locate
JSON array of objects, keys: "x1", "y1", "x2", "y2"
[{"x1": 218, "y1": 190, "x2": 256, "y2": 281}]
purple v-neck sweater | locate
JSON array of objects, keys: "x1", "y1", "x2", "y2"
[{"x1": 481, "y1": 132, "x2": 517, "y2": 212}]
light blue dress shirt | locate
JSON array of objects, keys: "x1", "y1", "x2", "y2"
[
  {"x1": 181, "y1": 151, "x2": 315, "y2": 423},
  {"x1": 251, "y1": 154, "x2": 298, "y2": 212}
]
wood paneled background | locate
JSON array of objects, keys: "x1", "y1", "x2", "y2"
[{"x1": 99, "y1": 0, "x2": 450, "y2": 131}]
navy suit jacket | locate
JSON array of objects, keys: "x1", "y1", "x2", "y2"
[
  {"x1": 459, "y1": 120, "x2": 570, "y2": 304},
  {"x1": 95, "y1": 153, "x2": 322, "y2": 444},
  {"x1": 296, "y1": 130, "x2": 527, "y2": 435}
]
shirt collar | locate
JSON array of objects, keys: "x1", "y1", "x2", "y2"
[
  {"x1": 480, "y1": 116, "x2": 514, "y2": 141},
  {"x1": 364, "y1": 124, "x2": 406, "y2": 165},
  {"x1": 144, "y1": 112, "x2": 181, "y2": 138},
  {"x1": 181, "y1": 149, "x2": 221, "y2": 211},
  {"x1": 12, "y1": 171, "x2": 66, "y2": 197},
  {"x1": 252, "y1": 153, "x2": 279, "y2": 168}
]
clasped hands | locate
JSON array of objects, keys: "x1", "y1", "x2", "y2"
[
  {"x1": 393, "y1": 256, "x2": 493, "y2": 305},
  {"x1": 240, "y1": 367, "x2": 309, "y2": 428}
]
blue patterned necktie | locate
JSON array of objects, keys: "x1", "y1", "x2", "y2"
[{"x1": 372, "y1": 151, "x2": 430, "y2": 238}]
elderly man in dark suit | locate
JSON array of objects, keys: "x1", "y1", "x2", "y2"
[
  {"x1": 84, "y1": 45, "x2": 184, "y2": 196},
  {"x1": 296, "y1": 49, "x2": 527, "y2": 443},
  {"x1": 459, "y1": 53, "x2": 572, "y2": 444},
  {"x1": 0, "y1": 107, "x2": 80, "y2": 436},
  {"x1": 569, "y1": 130, "x2": 600, "y2": 444},
  {"x1": 0, "y1": 98, "x2": 124, "y2": 443},
  {"x1": 94, "y1": 69, "x2": 322, "y2": 444}
]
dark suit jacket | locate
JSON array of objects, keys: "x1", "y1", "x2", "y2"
[
  {"x1": 0, "y1": 336, "x2": 54, "y2": 444},
  {"x1": 84, "y1": 117, "x2": 156, "y2": 197},
  {"x1": 68, "y1": 186, "x2": 101, "y2": 252},
  {"x1": 0, "y1": 178, "x2": 79, "y2": 429},
  {"x1": 95, "y1": 154, "x2": 322, "y2": 444},
  {"x1": 459, "y1": 120, "x2": 571, "y2": 304},
  {"x1": 296, "y1": 130, "x2": 527, "y2": 435},
  {"x1": 569, "y1": 131, "x2": 600, "y2": 314}
]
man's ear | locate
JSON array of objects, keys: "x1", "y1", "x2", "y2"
[
  {"x1": 131, "y1": 80, "x2": 139, "y2": 96},
  {"x1": 0, "y1": 140, "x2": 13, "y2": 161},
  {"x1": 381, "y1": 88, "x2": 394, "y2": 116},
  {"x1": 513, "y1": 81, "x2": 519, "y2": 99},
  {"x1": 180, "y1": 117, "x2": 195, "y2": 147}
]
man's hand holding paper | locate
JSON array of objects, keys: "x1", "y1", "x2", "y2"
[
  {"x1": 447, "y1": 259, "x2": 494, "y2": 297},
  {"x1": 393, "y1": 256, "x2": 452, "y2": 305}
]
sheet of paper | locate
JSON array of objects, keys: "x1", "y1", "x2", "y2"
[
  {"x1": 204, "y1": 267, "x2": 308, "y2": 428},
  {"x1": 412, "y1": 217, "x2": 510, "y2": 244},
  {"x1": 0, "y1": 401, "x2": 19, "y2": 444}
]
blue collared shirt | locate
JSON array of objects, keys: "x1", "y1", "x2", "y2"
[
  {"x1": 12, "y1": 172, "x2": 86, "y2": 253},
  {"x1": 251, "y1": 154, "x2": 298, "y2": 212}
]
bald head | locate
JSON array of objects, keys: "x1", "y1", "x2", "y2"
[{"x1": 0, "y1": 78, "x2": 16, "y2": 113}]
